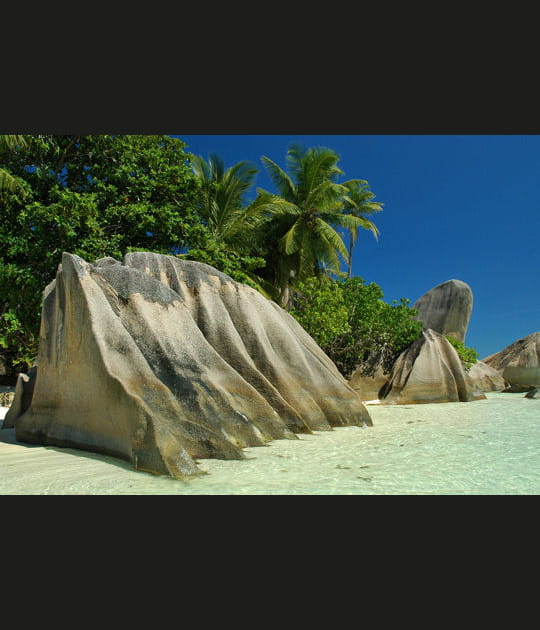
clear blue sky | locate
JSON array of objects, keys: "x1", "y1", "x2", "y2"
[{"x1": 173, "y1": 134, "x2": 540, "y2": 359}]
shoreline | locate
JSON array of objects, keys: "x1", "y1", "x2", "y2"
[{"x1": 1, "y1": 392, "x2": 537, "y2": 495}]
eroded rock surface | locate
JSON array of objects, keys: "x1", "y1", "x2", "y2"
[
  {"x1": 467, "y1": 361, "x2": 508, "y2": 392},
  {"x1": 378, "y1": 329, "x2": 478, "y2": 404},
  {"x1": 482, "y1": 332, "x2": 540, "y2": 389},
  {"x1": 413, "y1": 279, "x2": 473, "y2": 343},
  {"x1": 349, "y1": 365, "x2": 390, "y2": 401},
  {"x1": 5, "y1": 252, "x2": 371, "y2": 478}
]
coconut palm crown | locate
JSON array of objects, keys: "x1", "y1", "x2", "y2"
[
  {"x1": 260, "y1": 143, "x2": 373, "y2": 307},
  {"x1": 191, "y1": 152, "x2": 294, "y2": 251},
  {"x1": 341, "y1": 179, "x2": 383, "y2": 278}
]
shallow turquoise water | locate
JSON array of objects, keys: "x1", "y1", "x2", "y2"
[{"x1": 0, "y1": 392, "x2": 538, "y2": 494}]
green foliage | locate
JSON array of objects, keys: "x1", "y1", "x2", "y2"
[
  {"x1": 289, "y1": 278, "x2": 351, "y2": 347},
  {"x1": 290, "y1": 276, "x2": 423, "y2": 378},
  {"x1": 1, "y1": 138, "x2": 390, "y2": 383},
  {"x1": 341, "y1": 180, "x2": 383, "y2": 278},
  {"x1": 190, "y1": 154, "x2": 296, "y2": 264},
  {"x1": 445, "y1": 336, "x2": 479, "y2": 370},
  {"x1": 0, "y1": 134, "x2": 205, "y2": 372},
  {"x1": 258, "y1": 144, "x2": 382, "y2": 307}
]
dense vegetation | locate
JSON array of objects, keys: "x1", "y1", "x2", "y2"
[
  {"x1": 445, "y1": 335, "x2": 479, "y2": 370},
  {"x1": 290, "y1": 276, "x2": 424, "y2": 378},
  {"x1": 0, "y1": 135, "x2": 205, "y2": 370},
  {"x1": 0, "y1": 134, "x2": 431, "y2": 381}
]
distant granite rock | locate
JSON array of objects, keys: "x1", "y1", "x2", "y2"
[
  {"x1": 349, "y1": 365, "x2": 390, "y2": 401},
  {"x1": 2, "y1": 367, "x2": 36, "y2": 429},
  {"x1": 467, "y1": 361, "x2": 508, "y2": 392},
  {"x1": 413, "y1": 279, "x2": 473, "y2": 343},
  {"x1": 378, "y1": 329, "x2": 479, "y2": 404},
  {"x1": 482, "y1": 332, "x2": 540, "y2": 389},
  {"x1": 5, "y1": 252, "x2": 372, "y2": 479},
  {"x1": 524, "y1": 388, "x2": 540, "y2": 399},
  {"x1": 349, "y1": 278, "x2": 477, "y2": 403}
]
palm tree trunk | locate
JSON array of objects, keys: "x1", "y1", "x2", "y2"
[
  {"x1": 279, "y1": 282, "x2": 291, "y2": 310},
  {"x1": 347, "y1": 235, "x2": 355, "y2": 278}
]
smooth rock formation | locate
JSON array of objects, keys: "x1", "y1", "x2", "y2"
[
  {"x1": 2, "y1": 367, "x2": 36, "y2": 429},
  {"x1": 378, "y1": 329, "x2": 479, "y2": 404},
  {"x1": 467, "y1": 361, "x2": 508, "y2": 392},
  {"x1": 349, "y1": 365, "x2": 390, "y2": 401},
  {"x1": 413, "y1": 279, "x2": 473, "y2": 343},
  {"x1": 482, "y1": 332, "x2": 540, "y2": 389},
  {"x1": 6, "y1": 252, "x2": 371, "y2": 479}
]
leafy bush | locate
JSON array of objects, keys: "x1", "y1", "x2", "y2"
[
  {"x1": 290, "y1": 276, "x2": 423, "y2": 378},
  {"x1": 0, "y1": 135, "x2": 205, "y2": 374},
  {"x1": 445, "y1": 335, "x2": 479, "y2": 370},
  {"x1": 289, "y1": 277, "x2": 351, "y2": 348}
]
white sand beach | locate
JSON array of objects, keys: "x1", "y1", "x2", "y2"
[{"x1": 1, "y1": 393, "x2": 538, "y2": 495}]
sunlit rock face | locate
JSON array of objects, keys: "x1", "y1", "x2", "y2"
[
  {"x1": 349, "y1": 365, "x2": 390, "y2": 401},
  {"x1": 482, "y1": 332, "x2": 540, "y2": 390},
  {"x1": 467, "y1": 361, "x2": 508, "y2": 392},
  {"x1": 378, "y1": 329, "x2": 478, "y2": 404},
  {"x1": 6, "y1": 252, "x2": 371, "y2": 479},
  {"x1": 413, "y1": 279, "x2": 473, "y2": 343}
]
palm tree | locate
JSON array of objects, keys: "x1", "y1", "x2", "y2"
[
  {"x1": 191, "y1": 153, "x2": 293, "y2": 250},
  {"x1": 190, "y1": 153, "x2": 296, "y2": 299},
  {"x1": 260, "y1": 144, "x2": 371, "y2": 308},
  {"x1": 342, "y1": 180, "x2": 383, "y2": 278}
]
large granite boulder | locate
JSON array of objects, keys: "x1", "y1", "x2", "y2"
[
  {"x1": 467, "y1": 361, "x2": 508, "y2": 392},
  {"x1": 413, "y1": 279, "x2": 473, "y2": 343},
  {"x1": 5, "y1": 252, "x2": 371, "y2": 479},
  {"x1": 378, "y1": 329, "x2": 479, "y2": 404},
  {"x1": 482, "y1": 332, "x2": 540, "y2": 389}
]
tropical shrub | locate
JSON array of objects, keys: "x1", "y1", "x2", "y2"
[
  {"x1": 0, "y1": 135, "x2": 205, "y2": 373},
  {"x1": 290, "y1": 276, "x2": 424, "y2": 378},
  {"x1": 445, "y1": 335, "x2": 479, "y2": 370}
]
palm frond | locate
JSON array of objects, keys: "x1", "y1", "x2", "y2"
[
  {"x1": 255, "y1": 189, "x2": 300, "y2": 217},
  {"x1": 285, "y1": 143, "x2": 307, "y2": 181},
  {"x1": 0, "y1": 168, "x2": 23, "y2": 194},
  {"x1": 313, "y1": 218, "x2": 349, "y2": 260},
  {"x1": 208, "y1": 153, "x2": 225, "y2": 181},
  {"x1": 280, "y1": 218, "x2": 305, "y2": 256},
  {"x1": 191, "y1": 154, "x2": 212, "y2": 182},
  {"x1": 296, "y1": 146, "x2": 344, "y2": 202},
  {"x1": 0, "y1": 135, "x2": 28, "y2": 151},
  {"x1": 261, "y1": 156, "x2": 296, "y2": 200},
  {"x1": 306, "y1": 181, "x2": 349, "y2": 211},
  {"x1": 359, "y1": 201, "x2": 384, "y2": 215},
  {"x1": 342, "y1": 178, "x2": 368, "y2": 188}
]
